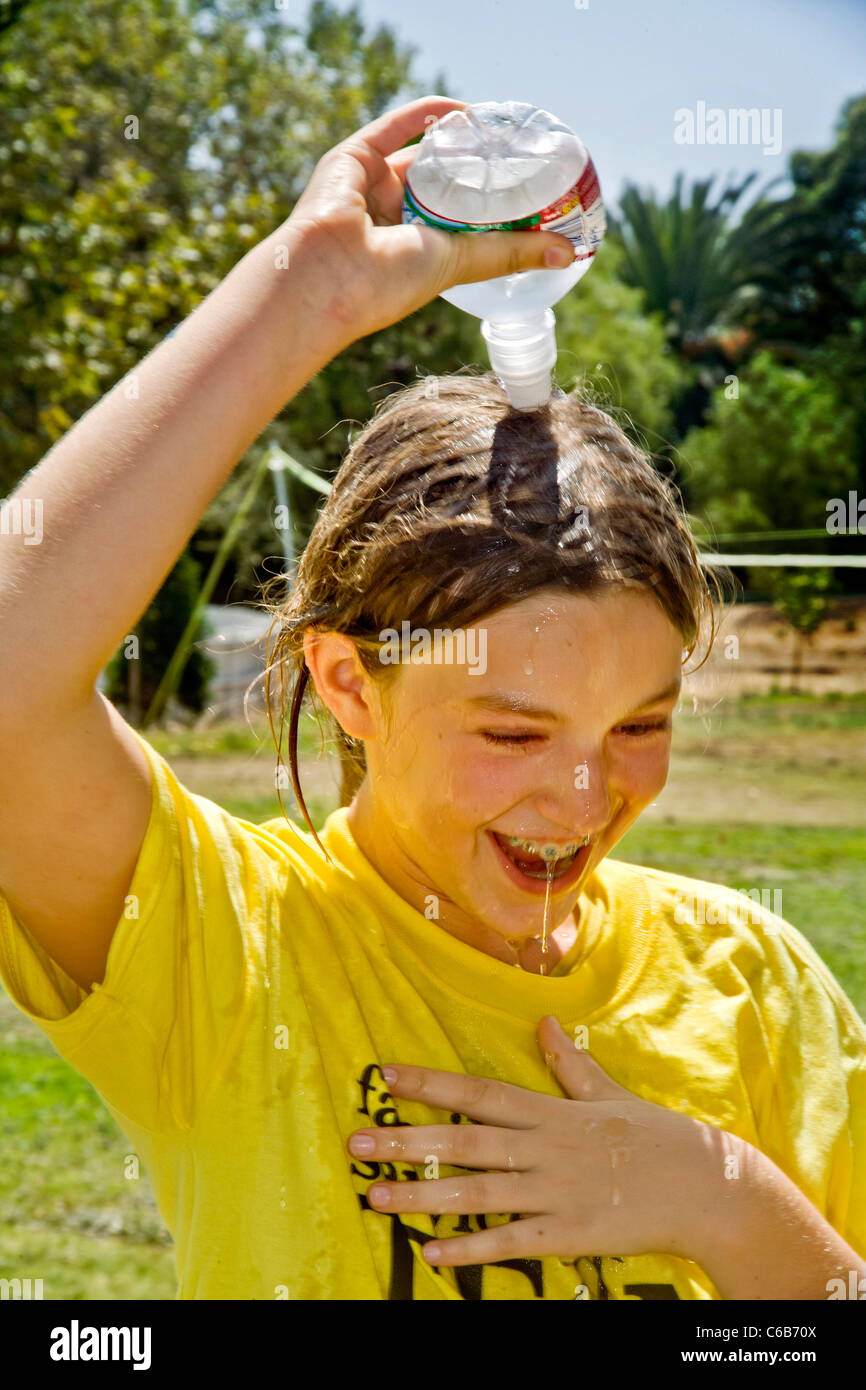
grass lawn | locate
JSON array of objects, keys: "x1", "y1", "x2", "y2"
[{"x1": 1, "y1": 694, "x2": 864, "y2": 1298}]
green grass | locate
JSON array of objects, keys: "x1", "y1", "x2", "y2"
[
  {"x1": 2, "y1": 693, "x2": 864, "y2": 1298},
  {"x1": 145, "y1": 708, "x2": 326, "y2": 760},
  {"x1": 0, "y1": 1049, "x2": 176, "y2": 1300},
  {"x1": 222, "y1": 793, "x2": 336, "y2": 828},
  {"x1": 675, "y1": 692, "x2": 866, "y2": 738}
]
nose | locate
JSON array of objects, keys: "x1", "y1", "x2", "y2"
[{"x1": 534, "y1": 749, "x2": 612, "y2": 837}]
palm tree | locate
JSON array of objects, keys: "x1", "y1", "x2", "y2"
[
  {"x1": 612, "y1": 175, "x2": 749, "y2": 351},
  {"x1": 608, "y1": 171, "x2": 813, "y2": 434}
]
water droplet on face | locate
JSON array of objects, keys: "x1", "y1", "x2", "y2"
[{"x1": 524, "y1": 658, "x2": 534, "y2": 676}]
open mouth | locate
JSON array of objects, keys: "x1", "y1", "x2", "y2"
[{"x1": 487, "y1": 830, "x2": 593, "y2": 896}]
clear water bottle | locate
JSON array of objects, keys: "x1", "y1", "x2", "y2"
[{"x1": 402, "y1": 100, "x2": 606, "y2": 410}]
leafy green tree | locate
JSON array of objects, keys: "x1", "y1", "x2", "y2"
[
  {"x1": 768, "y1": 567, "x2": 835, "y2": 693},
  {"x1": 676, "y1": 350, "x2": 857, "y2": 533},
  {"x1": 0, "y1": 0, "x2": 484, "y2": 609},
  {"x1": 0, "y1": 0, "x2": 423, "y2": 490},
  {"x1": 733, "y1": 94, "x2": 866, "y2": 492},
  {"x1": 607, "y1": 171, "x2": 788, "y2": 437},
  {"x1": 607, "y1": 93, "x2": 866, "y2": 449},
  {"x1": 611, "y1": 172, "x2": 763, "y2": 358},
  {"x1": 0, "y1": 0, "x2": 29, "y2": 35},
  {"x1": 553, "y1": 239, "x2": 688, "y2": 448},
  {"x1": 734, "y1": 95, "x2": 866, "y2": 356}
]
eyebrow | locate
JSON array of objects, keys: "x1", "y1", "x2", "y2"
[{"x1": 465, "y1": 679, "x2": 682, "y2": 722}]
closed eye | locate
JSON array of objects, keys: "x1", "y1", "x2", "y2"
[
  {"x1": 615, "y1": 718, "x2": 671, "y2": 736},
  {"x1": 480, "y1": 731, "x2": 542, "y2": 747},
  {"x1": 481, "y1": 718, "x2": 672, "y2": 746}
]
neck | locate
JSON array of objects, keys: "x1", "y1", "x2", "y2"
[{"x1": 345, "y1": 780, "x2": 580, "y2": 975}]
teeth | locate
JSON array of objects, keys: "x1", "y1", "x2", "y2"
[{"x1": 506, "y1": 835, "x2": 590, "y2": 860}]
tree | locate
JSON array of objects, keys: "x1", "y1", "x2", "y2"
[
  {"x1": 768, "y1": 568, "x2": 835, "y2": 694},
  {"x1": 611, "y1": 172, "x2": 766, "y2": 358},
  {"x1": 607, "y1": 94, "x2": 866, "y2": 445},
  {"x1": 606, "y1": 171, "x2": 789, "y2": 437},
  {"x1": 553, "y1": 239, "x2": 688, "y2": 449},
  {"x1": 734, "y1": 95, "x2": 866, "y2": 355},
  {"x1": 676, "y1": 350, "x2": 858, "y2": 533},
  {"x1": 0, "y1": 0, "x2": 29, "y2": 35},
  {"x1": 0, "y1": 0, "x2": 423, "y2": 490},
  {"x1": 732, "y1": 94, "x2": 866, "y2": 494},
  {"x1": 0, "y1": 0, "x2": 486, "y2": 610}
]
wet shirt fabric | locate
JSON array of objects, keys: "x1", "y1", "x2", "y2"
[{"x1": 0, "y1": 729, "x2": 864, "y2": 1301}]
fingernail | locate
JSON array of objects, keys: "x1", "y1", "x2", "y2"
[
  {"x1": 382, "y1": 1066, "x2": 397, "y2": 1084},
  {"x1": 349, "y1": 1134, "x2": 375, "y2": 1154},
  {"x1": 544, "y1": 244, "x2": 574, "y2": 269},
  {"x1": 425, "y1": 1244, "x2": 441, "y2": 1262},
  {"x1": 369, "y1": 1185, "x2": 391, "y2": 1205}
]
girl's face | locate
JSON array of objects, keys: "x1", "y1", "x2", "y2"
[{"x1": 322, "y1": 585, "x2": 684, "y2": 965}]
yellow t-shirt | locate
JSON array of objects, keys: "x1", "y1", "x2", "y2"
[{"x1": 1, "y1": 728, "x2": 864, "y2": 1300}]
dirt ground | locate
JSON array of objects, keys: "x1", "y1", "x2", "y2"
[{"x1": 683, "y1": 597, "x2": 866, "y2": 702}]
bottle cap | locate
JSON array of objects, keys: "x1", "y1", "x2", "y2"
[
  {"x1": 481, "y1": 309, "x2": 558, "y2": 411},
  {"x1": 502, "y1": 371, "x2": 554, "y2": 411}
]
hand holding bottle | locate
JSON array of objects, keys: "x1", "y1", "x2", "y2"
[
  {"x1": 283, "y1": 94, "x2": 576, "y2": 353},
  {"x1": 401, "y1": 100, "x2": 606, "y2": 409}
]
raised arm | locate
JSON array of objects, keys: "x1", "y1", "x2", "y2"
[{"x1": 0, "y1": 95, "x2": 575, "y2": 991}]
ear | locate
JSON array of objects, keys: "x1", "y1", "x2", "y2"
[
  {"x1": 302, "y1": 629, "x2": 377, "y2": 741},
  {"x1": 537, "y1": 1015, "x2": 624, "y2": 1102}
]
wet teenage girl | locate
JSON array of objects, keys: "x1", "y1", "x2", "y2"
[{"x1": 1, "y1": 97, "x2": 864, "y2": 1301}]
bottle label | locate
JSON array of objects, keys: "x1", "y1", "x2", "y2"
[{"x1": 402, "y1": 155, "x2": 606, "y2": 261}]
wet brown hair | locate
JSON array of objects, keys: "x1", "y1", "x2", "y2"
[{"x1": 261, "y1": 371, "x2": 720, "y2": 856}]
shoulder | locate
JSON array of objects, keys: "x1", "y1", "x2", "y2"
[
  {"x1": 600, "y1": 854, "x2": 779, "y2": 917},
  {"x1": 594, "y1": 854, "x2": 786, "y2": 940},
  {"x1": 129, "y1": 729, "x2": 330, "y2": 894},
  {"x1": 595, "y1": 856, "x2": 866, "y2": 1043}
]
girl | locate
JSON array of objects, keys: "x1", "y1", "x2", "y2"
[{"x1": 0, "y1": 96, "x2": 864, "y2": 1302}]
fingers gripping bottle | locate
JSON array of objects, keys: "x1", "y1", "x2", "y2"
[{"x1": 402, "y1": 101, "x2": 606, "y2": 411}]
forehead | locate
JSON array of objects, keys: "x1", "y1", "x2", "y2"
[
  {"x1": 387, "y1": 587, "x2": 684, "y2": 713},
  {"x1": 482, "y1": 585, "x2": 680, "y2": 651}
]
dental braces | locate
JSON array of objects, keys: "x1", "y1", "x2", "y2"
[{"x1": 506, "y1": 834, "x2": 590, "y2": 860}]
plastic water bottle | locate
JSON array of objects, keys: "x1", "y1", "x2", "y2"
[{"x1": 402, "y1": 100, "x2": 606, "y2": 411}]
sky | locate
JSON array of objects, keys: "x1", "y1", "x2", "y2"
[{"x1": 319, "y1": 0, "x2": 865, "y2": 212}]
